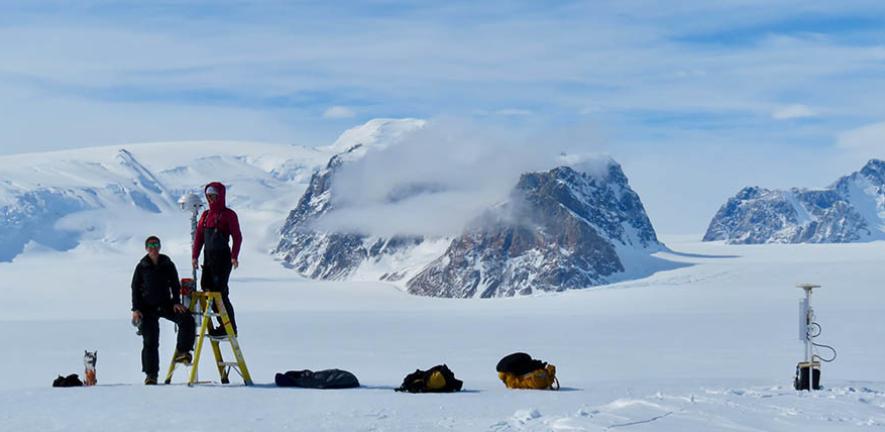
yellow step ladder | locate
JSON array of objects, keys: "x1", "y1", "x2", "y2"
[{"x1": 164, "y1": 291, "x2": 253, "y2": 386}]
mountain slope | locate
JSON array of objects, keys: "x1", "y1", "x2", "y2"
[
  {"x1": 704, "y1": 159, "x2": 885, "y2": 244},
  {"x1": 407, "y1": 162, "x2": 665, "y2": 298},
  {"x1": 274, "y1": 119, "x2": 436, "y2": 281},
  {"x1": 0, "y1": 141, "x2": 331, "y2": 261}
]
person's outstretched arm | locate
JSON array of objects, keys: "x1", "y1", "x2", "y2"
[
  {"x1": 229, "y1": 210, "x2": 242, "y2": 268},
  {"x1": 131, "y1": 264, "x2": 142, "y2": 317},
  {"x1": 192, "y1": 211, "x2": 206, "y2": 269},
  {"x1": 169, "y1": 261, "x2": 181, "y2": 305}
]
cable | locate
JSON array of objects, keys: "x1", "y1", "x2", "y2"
[
  {"x1": 809, "y1": 321, "x2": 838, "y2": 362},
  {"x1": 808, "y1": 322, "x2": 822, "y2": 338},
  {"x1": 812, "y1": 343, "x2": 838, "y2": 362}
]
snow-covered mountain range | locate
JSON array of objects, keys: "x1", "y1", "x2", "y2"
[
  {"x1": 275, "y1": 120, "x2": 668, "y2": 297},
  {"x1": 704, "y1": 159, "x2": 885, "y2": 244},
  {"x1": 0, "y1": 141, "x2": 331, "y2": 262},
  {"x1": 1, "y1": 118, "x2": 670, "y2": 298}
]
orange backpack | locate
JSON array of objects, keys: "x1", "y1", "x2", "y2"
[{"x1": 496, "y1": 353, "x2": 560, "y2": 390}]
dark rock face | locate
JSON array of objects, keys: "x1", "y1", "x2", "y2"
[
  {"x1": 274, "y1": 146, "x2": 425, "y2": 279},
  {"x1": 406, "y1": 164, "x2": 662, "y2": 298},
  {"x1": 276, "y1": 149, "x2": 664, "y2": 297},
  {"x1": 704, "y1": 160, "x2": 885, "y2": 244}
]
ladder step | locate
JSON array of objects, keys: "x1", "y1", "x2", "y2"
[{"x1": 218, "y1": 362, "x2": 240, "y2": 368}]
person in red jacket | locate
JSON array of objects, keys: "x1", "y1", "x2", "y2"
[{"x1": 192, "y1": 182, "x2": 242, "y2": 336}]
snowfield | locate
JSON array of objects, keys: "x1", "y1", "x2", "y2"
[{"x1": 2, "y1": 235, "x2": 885, "y2": 431}]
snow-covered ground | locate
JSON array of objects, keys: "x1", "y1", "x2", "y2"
[{"x1": 2, "y1": 234, "x2": 884, "y2": 431}]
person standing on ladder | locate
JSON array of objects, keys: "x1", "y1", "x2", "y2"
[
  {"x1": 131, "y1": 236, "x2": 195, "y2": 385},
  {"x1": 192, "y1": 182, "x2": 242, "y2": 337}
]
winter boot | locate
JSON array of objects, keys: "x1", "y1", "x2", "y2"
[
  {"x1": 209, "y1": 327, "x2": 235, "y2": 338},
  {"x1": 173, "y1": 351, "x2": 193, "y2": 365}
]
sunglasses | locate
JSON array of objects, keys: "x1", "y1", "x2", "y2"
[{"x1": 146, "y1": 242, "x2": 161, "y2": 248}]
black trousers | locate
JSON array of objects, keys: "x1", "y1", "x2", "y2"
[
  {"x1": 141, "y1": 305, "x2": 196, "y2": 377},
  {"x1": 200, "y1": 260, "x2": 237, "y2": 332}
]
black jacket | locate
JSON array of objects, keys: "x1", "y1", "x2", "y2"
[{"x1": 131, "y1": 254, "x2": 181, "y2": 311}]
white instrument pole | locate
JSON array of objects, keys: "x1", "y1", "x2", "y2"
[
  {"x1": 797, "y1": 283, "x2": 820, "y2": 390},
  {"x1": 178, "y1": 192, "x2": 204, "y2": 382},
  {"x1": 798, "y1": 283, "x2": 818, "y2": 362},
  {"x1": 178, "y1": 193, "x2": 204, "y2": 281}
]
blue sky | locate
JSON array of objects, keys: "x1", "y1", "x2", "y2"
[{"x1": 1, "y1": 0, "x2": 885, "y2": 233}]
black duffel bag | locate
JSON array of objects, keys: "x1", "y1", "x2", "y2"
[
  {"x1": 496, "y1": 352, "x2": 547, "y2": 376},
  {"x1": 395, "y1": 364, "x2": 463, "y2": 393},
  {"x1": 275, "y1": 369, "x2": 360, "y2": 389},
  {"x1": 52, "y1": 374, "x2": 83, "y2": 387}
]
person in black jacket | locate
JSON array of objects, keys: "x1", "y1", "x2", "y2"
[{"x1": 131, "y1": 236, "x2": 195, "y2": 385}]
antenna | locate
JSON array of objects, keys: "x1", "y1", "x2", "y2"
[
  {"x1": 178, "y1": 192, "x2": 203, "y2": 282},
  {"x1": 794, "y1": 283, "x2": 836, "y2": 391},
  {"x1": 797, "y1": 283, "x2": 819, "y2": 363},
  {"x1": 177, "y1": 192, "x2": 204, "y2": 383}
]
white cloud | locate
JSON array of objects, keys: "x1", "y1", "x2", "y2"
[
  {"x1": 1, "y1": 2, "x2": 884, "y2": 235},
  {"x1": 772, "y1": 104, "x2": 816, "y2": 120},
  {"x1": 323, "y1": 106, "x2": 356, "y2": 119},
  {"x1": 313, "y1": 118, "x2": 589, "y2": 237},
  {"x1": 837, "y1": 121, "x2": 885, "y2": 151}
]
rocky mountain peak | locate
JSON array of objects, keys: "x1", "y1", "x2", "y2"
[
  {"x1": 705, "y1": 161, "x2": 885, "y2": 244},
  {"x1": 405, "y1": 163, "x2": 662, "y2": 298},
  {"x1": 859, "y1": 158, "x2": 885, "y2": 185}
]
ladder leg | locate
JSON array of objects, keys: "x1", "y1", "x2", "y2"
[
  {"x1": 210, "y1": 340, "x2": 229, "y2": 384},
  {"x1": 164, "y1": 294, "x2": 202, "y2": 385},
  {"x1": 163, "y1": 359, "x2": 177, "y2": 384},
  {"x1": 212, "y1": 292, "x2": 252, "y2": 385},
  {"x1": 188, "y1": 296, "x2": 213, "y2": 386},
  {"x1": 228, "y1": 336, "x2": 253, "y2": 385}
]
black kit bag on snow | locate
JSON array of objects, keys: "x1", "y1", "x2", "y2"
[
  {"x1": 496, "y1": 352, "x2": 547, "y2": 376},
  {"x1": 395, "y1": 364, "x2": 463, "y2": 393},
  {"x1": 275, "y1": 369, "x2": 360, "y2": 389},
  {"x1": 52, "y1": 374, "x2": 84, "y2": 387}
]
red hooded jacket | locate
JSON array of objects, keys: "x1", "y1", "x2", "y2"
[{"x1": 192, "y1": 182, "x2": 243, "y2": 261}]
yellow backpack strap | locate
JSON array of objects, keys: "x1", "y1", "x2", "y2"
[{"x1": 547, "y1": 364, "x2": 559, "y2": 390}]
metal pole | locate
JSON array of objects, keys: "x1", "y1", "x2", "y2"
[
  {"x1": 191, "y1": 207, "x2": 199, "y2": 282},
  {"x1": 177, "y1": 192, "x2": 205, "y2": 384},
  {"x1": 797, "y1": 283, "x2": 820, "y2": 390},
  {"x1": 805, "y1": 287, "x2": 812, "y2": 362}
]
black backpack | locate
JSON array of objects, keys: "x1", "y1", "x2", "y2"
[
  {"x1": 275, "y1": 369, "x2": 360, "y2": 389},
  {"x1": 395, "y1": 364, "x2": 463, "y2": 393},
  {"x1": 52, "y1": 374, "x2": 83, "y2": 387},
  {"x1": 496, "y1": 352, "x2": 547, "y2": 376}
]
